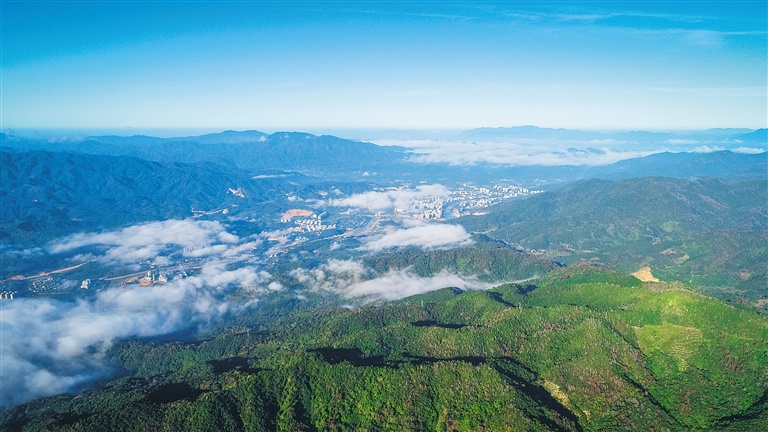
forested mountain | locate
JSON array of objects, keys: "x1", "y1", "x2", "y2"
[
  {"x1": 3, "y1": 132, "x2": 765, "y2": 185},
  {"x1": 0, "y1": 150, "x2": 361, "y2": 247},
  {"x1": 0, "y1": 132, "x2": 407, "y2": 178},
  {"x1": 3, "y1": 266, "x2": 766, "y2": 431},
  {"x1": 588, "y1": 151, "x2": 767, "y2": 181},
  {"x1": 459, "y1": 177, "x2": 768, "y2": 302},
  {"x1": 361, "y1": 237, "x2": 560, "y2": 282}
]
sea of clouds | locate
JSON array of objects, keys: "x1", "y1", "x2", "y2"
[
  {"x1": 0, "y1": 262, "x2": 271, "y2": 407},
  {"x1": 0, "y1": 216, "x2": 482, "y2": 407},
  {"x1": 0, "y1": 219, "x2": 281, "y2": 407},
  {"x1": 44, "y1": 219, "x2": 259, "y2": 266},
  {"x1": 290, "y1": 259, "x2": 496, "y2": 303},
  {"x1": 325, "y1": 184, "x2": 450, "y2": 212},
  {"x1": 373, "y1": 139, "x2": 658, "y2": 166},
  {"x1": 371, "y1": 138, "x2": 766, "y2": 166},
  {"x1": 360, "y1": 223, "x2": 473, "y2": 252}
]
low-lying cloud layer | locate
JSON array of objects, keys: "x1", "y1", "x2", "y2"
[
  {"x1": 0, "y1": 263, "x2": 270, "y2": 408},
  {"x1": 361, "y1": 224, "x2": 473, "y2": 252},
  {"x1": 47, "y1": 220, "x2": 244, "y2": 264},
  {"x1": 290, "y1": 259, "x2": 495, "y2": 303},
  {"x1": 374, "y1": 139, "x2": 658, "y2": 166},
  {"x1": 327, "y1": 184, "x2": 449, "y2": 211},
  {"x1": 374, "y1": 138, "x2": 766, "y2": 166},
  {"x1": 344, "y1": 269, "x2": 495, "y2": 301}
]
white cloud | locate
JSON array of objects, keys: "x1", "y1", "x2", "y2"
[
  {"x1": 0, "y1": 263, "x2": 268, "y2": 408},
  {"x1": 327, "y1": 185, "x2": 449, "y2": 211},
  {"x1": 222, "y1": 241, "x2": 262, "y2": 258},
  {"x1": 47, "y1": 220, "x2": 240, "y2": 264},
  {"x1": 324, "y1": 259, "x2": 369, "y2": 276},
  {"x1": 259, "y1": 228, "x2": 295, "y2": 256},
  {"x1": 692, "y1": 145, "x2": 726, "y2": 153},
  {"x1": 730, "y1": 147, "x2": 766, "y2": 154},
  {"x1": 218, "y1": 231, "x2": 240, "y2": 243},
  {"x1": 183, "y1": 244, "x2": 230, "y2": 258},
  {"x1": 290, "y1": 261, "x2": 494, "y2": 303},
  {"x1": 371, "y1": 139, "x2": 658, "y2": 166},
  {"x1": 344, "y1": 269, "x2": 494, "y2": 301},
  {"x1": 361, "y1": 224, "x2": 473, "y2": 252},
  {"x1": 289, "y1": 259, "x2": 369, "y2": 293},
  {"x1": 589, "y1": 139, "x2": 629, "y2": 145}
]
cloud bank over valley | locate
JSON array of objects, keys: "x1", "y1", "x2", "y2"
[
  {"x1": 327, "y1": 185, "x2": 450, "y2": 212},
  {"x1": 290, "y1": 259, "x2": 496, "y2": 303},
  {"x1": 0, "y1": 263, "x2": 270, "y2": 407},
  {"x1": 372, "y1": 136, "x2": 766, "y2": 167},
  {"x1": 361, "y1": 224, "x2": 473, "y2": 252},
  {"x1": 45, "y1": 220, "x2": 245, "y2": 265}
]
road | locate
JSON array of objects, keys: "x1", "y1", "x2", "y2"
[{"x1": 3, "y1": 260, "x2": 94, "y2": 282}]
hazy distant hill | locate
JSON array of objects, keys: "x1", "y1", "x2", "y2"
[
  {"x1": 91, "y1": 130, "x2": 270, "y2": 145},
  {"x1": 588, "y1": 150, "x2": 767, "y2": 181},
  {"x1": 459, "y1": 177, "x2": 768, "y2": 302},
  {"x1": 3, "y1": 131, "x2": 765, "y2": 184},
  {"x1": 1, "y1": 131, "x2": 407, "y2": 178},
  {"x1": 735, "y1": 128, "x2": 768, "y2": 144},
  {"x1": 458, "y1": 150, "x2": 767, "y2": 184},
  {"x1": 458, "y1": 125, "x2": 766, "y2": 151},
  {"x1": 0, "y1": 150, "x2": 322, "y2": 247},
  {"x1": 4, "y1": 267, "x2": 766, "y2": 430}
]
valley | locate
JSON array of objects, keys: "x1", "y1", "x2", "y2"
[
  {"x1": 3, "y1": 2, "x2": 766, "y2": 430},
  {"x1": 1, "y1": 128, "x2": 766, "y2": 431}
]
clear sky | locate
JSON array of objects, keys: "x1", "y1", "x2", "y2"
[{"x1": 2, "y1": 1, "x2": 766, "y2": 131}]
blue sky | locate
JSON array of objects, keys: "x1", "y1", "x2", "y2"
[{"x1": 2, "y1": 1, "x2": 766, "y2": 131}]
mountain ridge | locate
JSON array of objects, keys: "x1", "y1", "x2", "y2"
[{"x1": 3, "y1": 267, "x2": 765, "y2": 431}]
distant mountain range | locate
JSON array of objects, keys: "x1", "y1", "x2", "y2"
[
  {"x1": 0, "y1": 150, "x2": 367, "y2": 249},
  {"x1": 2, "y1": 129, "x2": 765, "y2": 184},
  {"x1": 0, "y1": 131, "x2": 406, "y2": 178},
  {"x1": 585, "y1": 150, "x2": 767, "y2": 181},
  {"x1": 1, "y1": 127, "x2": 766, "y2": 427},
  {"x1": 1, "y1": 128, "x2": 765, "y2": 251}
]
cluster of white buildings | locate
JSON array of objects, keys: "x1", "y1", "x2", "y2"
[
  {"x1": 446, "y1": 184, "x2": 542, "y2": 217},
  {"x1": 409, "y1": 197, "x2": 446, "y2": 220},
  {"x1": 287, "y1": 213, "x2": 337, "y2": 233},
  {"x1": 374, "y1": 183, "x2": 543, "y2": 220},
  {"x1": 492, "y1": 184, "x2": 538, "y2": 198}
]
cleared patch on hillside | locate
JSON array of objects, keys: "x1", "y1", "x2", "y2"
[
  {"x1": 542, "y1": 379, "x2": 571, "y2": 409},
  {"x1": 633, "y1": 322, "x2": 703, "y2": 371},
  {"x1": 632, "y1": 267, "x2": 659, "y2": 282}
]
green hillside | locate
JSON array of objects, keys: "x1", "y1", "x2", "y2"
[
  {"x1": 4, "y1": 265, "x2": 766, "y2": 431},
  {"x1": 361, "y1": 237, "x2": 560, "y2": 282},
  {"x1": 458, "y1": 177, "x2": 768, "y2": 305}
]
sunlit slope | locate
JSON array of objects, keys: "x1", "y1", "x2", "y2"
[
  {"x1": 459, "y1": 177, "x2": 768, "y2": 304},
  {"x1": 4, "y1": 266, "x2": 766, "y2": 431}
]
